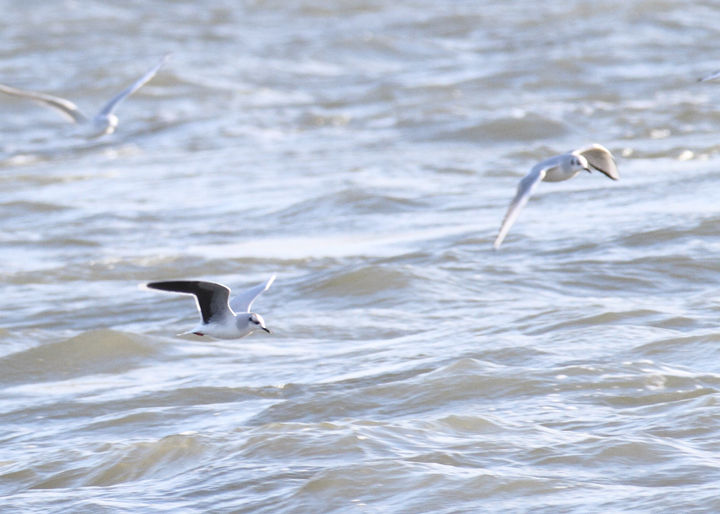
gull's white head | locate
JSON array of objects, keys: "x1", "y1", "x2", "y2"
[
  {"x1": 567, "y1": 154, "x2": 590, "y2": 173},
  {"x1": 246, "y1": 313, "x2": 271, "y2": 334},
  {"x1": 92, "y1": 114, "x2": 119, "y2": 136}
]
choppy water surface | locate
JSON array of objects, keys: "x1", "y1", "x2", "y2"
[{"x1": 4, "y1": 0, "x2": 720, "y2": 512}]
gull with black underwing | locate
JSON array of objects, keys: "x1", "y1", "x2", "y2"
[{"x1": 143, "y1": 274, "x2": 275, "y2": 340}]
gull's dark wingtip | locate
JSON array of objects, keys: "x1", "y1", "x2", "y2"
[{"x1": 144, "y1": 280, "x2": 203, "y2": 295}]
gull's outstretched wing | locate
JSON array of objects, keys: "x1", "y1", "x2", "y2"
[
  {"x1": 97, "y1": 53, "x2": 170, "y2": 117},
  {"x1": 493, "y1": 165, "x2": 550, "y2": 249},
  {"x1": 574, "y1": 144, "x2": 619, "y2": 180},
  {"x1": 0, "y1": 83, "x2": 88, "y2": 124},
  {"x1": 145, "y1": 280, "x2": 231, "y2": 324},
  {"x1": 229, "y1": 274, "x2": 276, "y2": 313}
]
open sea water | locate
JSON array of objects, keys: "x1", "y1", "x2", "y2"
[{"x1": 3, "y1": 0, "x2": 720, "y2": 512}]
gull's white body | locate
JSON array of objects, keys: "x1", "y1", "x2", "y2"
[
  {"x1": 0, "y1": 54, "x2": 169, "y2": 138},
  {"x1": 189, "y1": 312, "x2": 263, "y2": 340},
  {"x1": 493, "y1": 144, "x2": 618, "y2": 249},
  {"x1": 86, "y1": 113, "x2": 119, "y2": 139},
  {"x1": 187, "y1": 276, "x2": 274, "y2": 339},
  {"x1": 144, "y1": 274, "x2": 275, "y2": 340}
]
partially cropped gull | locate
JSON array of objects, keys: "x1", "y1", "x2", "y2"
[
  {"x1": 493, "y1": 144, "x2": 619, "y2": 249},
  {"x1": 0, "y1": 54, "x2": 170, "y2": 137},
  {"x1": 699, "y1": 69, "x2": 720, "y2": 82},
  {"x1": 143, "y1": 274, "x2": 275, "y2": 340}
]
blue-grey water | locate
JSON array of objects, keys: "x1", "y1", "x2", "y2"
[{"x1": 3, "y1": 1, "x2": 720, "y2": 512}]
